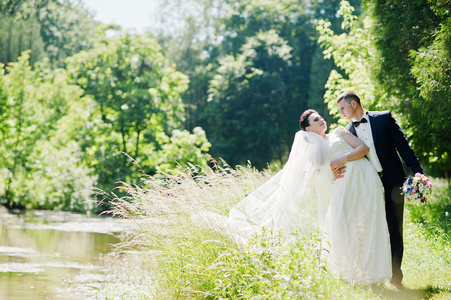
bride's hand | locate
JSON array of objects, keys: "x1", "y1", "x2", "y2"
[
  {"x1": 330, "y1": 155, "x2": 347, "y2": 170},
  {"x1": 330, "y1": 156, "x2": 347, "y2": 179},
  {"x1": 331, "y1": 165, "x2": 346, "y2": 179}
]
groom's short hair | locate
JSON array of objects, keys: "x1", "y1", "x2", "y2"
[{"x1": 337, "y1": 91, "x2": 361, "y2": 106}]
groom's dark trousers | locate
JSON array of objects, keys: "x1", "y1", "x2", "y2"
[{"x1": 347, "y1": 110, "x2": 424, "y2": 285}]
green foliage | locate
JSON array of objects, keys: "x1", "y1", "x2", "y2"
[
  {"x1": 207, "y1": 30, "x2": 296, "y2": 168},
  {"x1": 0, "y1": 34, "x2": 211, "y2": 211},
  {"x1": 316, "y1": 0, "x2": 383, "y2": 127},
  {"x1": 154, "y1": 127, "x2": 212, "y2": 173},
  {"x1": 36, "y1": 0, "x2": 99, "y2": 65},
  {"x1": 364, "y1": 0, "x2": 451, "y2": 176},
  {"x1": 407, "y1": 179, "x2": 451, "y2": 239},
  {"x1": 151, "y1": 0, "x2": 228, "y2": 135},
  {"x1": 0, "y1": 51, "x2": 41, "y2": 205},
  {"x1": 203, "y1": 0, "x2": 321, "y2": 168},
  {"x1": 16, "y1": 141, "x2": 96, "y2": 212},
  {"x1": 0, "y1": 14, "x2": 47, "y2": 65},
  {"x1": 26, "y1": 81, "x2": 98, "y2": 211},
  {"x1": 0, "y1": 52, "x2": 95, "y2": 210},
  {"x1": 317, "y1": 0, "x2": 451, "y2": 177},
  {"x1": 66, "y1": 32, "x2": 188, "y2": 144},
  {"x1": 200, "y1": 232, "x2": 362, "y2": 299},
  {"x1": 218, "y1": 0, "x2": 360, "y2": 57},
  {"x1": 66, "y1": 32, "x2": 210, "y2": 190},
  {"x1": 0, "y1": 0, "x2": 98, "y2": 66},
  {"x1": 156, "y1": 0, "x2": 362, "y2": 169},
  {"x1": 402, "y1": 179, "x2": 451, "y2": 295},
  {"x1": 156, "y1": 230, "x2": 367, "y2": 299},
  {"x1": 410, "y1": 16, "x2": 451, "y2": 176},
  {"x1": 365, "y1": 0, "x2": 440, "y2": 102},
  {"x1": 0, "y1": 0, "x2": 23, "y2": 15}
]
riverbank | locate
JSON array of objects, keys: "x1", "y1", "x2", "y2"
[{"x1": 96, "y1": 166, "x2": 451, "y2": 299}]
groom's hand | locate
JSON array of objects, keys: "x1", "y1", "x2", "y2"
[{"x1": 331, "y1": 165, "x2": 346, "y2": 179}]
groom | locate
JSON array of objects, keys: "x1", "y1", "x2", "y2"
[{"x1": 334, "y1": 91, "x2": 424, "y2": 289}]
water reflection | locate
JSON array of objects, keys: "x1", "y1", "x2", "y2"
[{"x1": 0, "y1": 209, "x2": 129, "y2": 299}]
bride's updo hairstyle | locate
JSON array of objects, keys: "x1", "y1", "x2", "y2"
[{"x1": 299, "y1": 109, "x2": 318, "y2": 131}]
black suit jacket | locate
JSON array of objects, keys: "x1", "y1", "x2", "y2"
[{"x1": 346, "y1": 110, "x2": 424, "y2": 188}]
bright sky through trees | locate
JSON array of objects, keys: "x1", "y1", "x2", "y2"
[{"x1": 82, "y1": 0, "x2": 159, "y2": 32}]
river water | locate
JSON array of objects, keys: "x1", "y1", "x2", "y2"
[{"x1": 0, "y1": 208, "x2": 130, "y2": 300}]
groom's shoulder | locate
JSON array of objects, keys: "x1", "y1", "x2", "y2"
[{"x1": 368, "y1": 110, "x2": 391, "y2": 118}]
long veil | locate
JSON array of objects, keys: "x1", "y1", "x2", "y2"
[
  {"x1": 192, "y1": 131, "x2": 333, "y2": 245},
  {"x1": 227, "y1": 131, "x2": 332, "y2": 244}
]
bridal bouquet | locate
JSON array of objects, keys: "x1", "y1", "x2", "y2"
[{"x1": 402, "y1": 173, "x2": 432, "y2": 204}]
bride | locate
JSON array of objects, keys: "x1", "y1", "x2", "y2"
[
  {"x1": 195, "y1": 109, "x2": 392, "y2": 285},
  {"x1": 300, "y1": 109, "x2": 391, "y2": 285}
]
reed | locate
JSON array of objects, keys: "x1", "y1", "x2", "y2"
[{"x1": 98, "y1": 166, "x2": 451, "y2": 299}]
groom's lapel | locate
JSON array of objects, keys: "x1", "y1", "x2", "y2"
[
  {"x1": 367, "y1": 111, "x2": 379, "y2": 148},
  {"x1": 348, "y1": 122, "x2": 357, "y2": 137}
]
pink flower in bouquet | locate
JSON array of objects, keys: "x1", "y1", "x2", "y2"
[{"x1": 403, "y1": 173, "x2": 432, "y2": 204}]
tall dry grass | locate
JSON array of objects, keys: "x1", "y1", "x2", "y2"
[
  {"x1": 96, "y1": 161, "x2": 377, "y2": 299},
  {"x1": 96, "y1": 164, "x2": 451, "y2": 299}
]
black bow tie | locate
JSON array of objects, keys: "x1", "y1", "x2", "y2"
[{"x1": 354, "y1": 118, "x2": 368, "y2": 127}]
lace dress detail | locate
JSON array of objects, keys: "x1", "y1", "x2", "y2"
[{"x1": 323, "y1": 127, "x2": 392, "y2": 284}]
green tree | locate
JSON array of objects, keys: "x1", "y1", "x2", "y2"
[
  {"x1": 0, "y1": 15, "x2": 47, "y2": 65},
  {"x1": 150, "y1": 0, "x2": 229, "y2": 133},
  {"x1": 316, "y1": 0, "x2": 383, "y2": 127},
  {"x1": 149, "y1": 0, "x2": 362, "y2": 168},
  {"x1": 365, "y1": 0, "x2": 451, "y2": 177},
  {"x1": 0, "y1": 0, "x2": 23, "y2": 15},
  {"x1": 207, "y1": 30, "x2": 296, "y2": 168},
  {"x1": 0, "y1": 52, "x2": 37, "y2": 205},
  {"x1": 0, "y1": 0, "x2": 98, "y2": 66},
  {"x1": 66, "y1": 32, "x2": 211, "y2": 189},
  {"x1": 365, "y1": 0, "x2": 440, "y2": 102},
  {"x1": 0, "y1": 52, "x2": 95, "y2": 210},
  {"x1": 205, "y1": 0, "x2": 363, "y2": 167},
  {"x1": 409, "y1": 3, "x2": 451, "y2": 177}
]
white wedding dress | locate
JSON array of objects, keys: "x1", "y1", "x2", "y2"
[
  {"x1": 193, "y1": 127, "x2": 392, "y2": 285},
  {"x1": 323, "y1": 127, "x2": 392, "y2": 284}
]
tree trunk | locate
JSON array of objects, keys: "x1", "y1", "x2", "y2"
[
  {"x1": 135, "y1": 129, "x2": 141, "y2": 159},
  {"x1": 7, "y1": 21, "x2": 13, "y2": 62},
  {"x1": 120, "y1": 127, "x2": 128, "y2": 166}
]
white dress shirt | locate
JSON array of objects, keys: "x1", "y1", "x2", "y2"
[{"x1": 355, "y1": 111, "x2": 383, "y2": 172}]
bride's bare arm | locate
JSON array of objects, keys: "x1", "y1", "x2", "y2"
[{"x1": 330, "y1": 130, "x2": 369, "y2": 171}]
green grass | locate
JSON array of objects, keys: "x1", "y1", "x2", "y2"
[
  {"x1": 97, "y1": 166, "x2": 451, "y2": 299},
  {"x1": 399, "y1": 179, "x2": 451, "y2": 299}
]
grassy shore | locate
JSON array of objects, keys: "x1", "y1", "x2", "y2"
[{"x1": 97, "y1": 164, "x2": 451, "y2": 299}]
